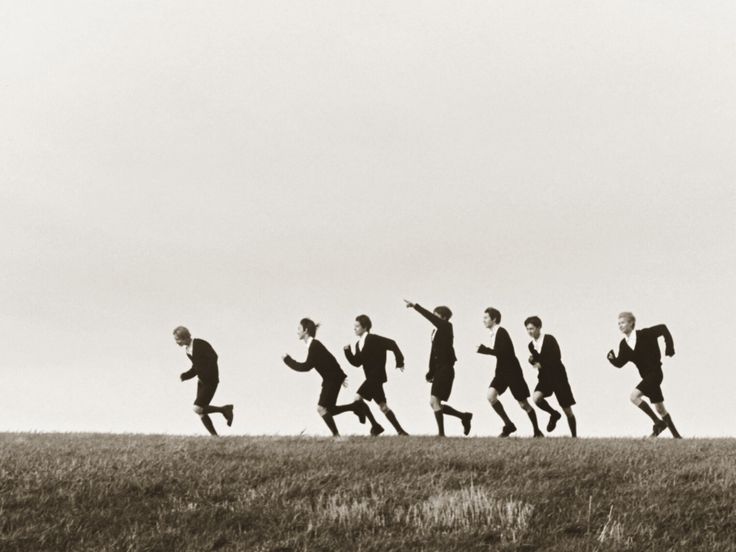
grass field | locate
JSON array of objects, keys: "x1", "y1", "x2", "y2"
[{"x1": 1, "y1": 433, "x2": 735, "y2": 551}]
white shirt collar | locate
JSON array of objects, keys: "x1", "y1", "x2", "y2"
[
  {"x1": 532, "y1": 333, "x2": 545, "y2": 351},
  {"x1": 358, "y1": 332, "x2": 368, "y2": 350},
  {"x1": 185, "y1": 338, "x2": 194, "y2": 355},
  {"x1": 305, "y1": 336, "x2": 314, "y2": 347},
  {"x1": 488, "y1": 325, "x2": 498, "y2": 347},
  {"x1": 625, "y1": 331, "x2": 637, "y2": 349}
]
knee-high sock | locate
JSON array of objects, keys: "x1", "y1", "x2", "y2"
[
  {"x1": 637, "y1": 401, "x2": 662, "y2": 424},
  {"x1": 535, "y1": 398, "x2": 558, "y2": 416},
  {"x1": 567, "y1": 414, "x2": 577, "y2": 437},
  {"x1": 331, "y1": 402, "x2": 359, "y2": 416},
  {"x1": 492, "y1": 401, "x2": 513, "y2": 426},
  {"x1": 202, "y1": 405, "x2": 226, "y2": 415},
  {"x1": 662, "y1": 413, "x2": 681, "y2": 438},
  {"x1": 433, "y1": 410, "x2": 445, "y2": 436},
  {"x1": 384, "y1": 409, "x2": 407, "y2": 434},
  {"x1": 200, "y1": 414, "x2": 217, "y2": 436},
  {"x1": 321, "y1": 413, "x2": 339, "y2": 436},
  {"x1": 526, "y1": 408, "x2": 541, "y2": 433},
  {"x1": 441, "y1": 404, "x2": 464, "y2": 419},
  {"x1": 360, "y1": 402, "x2": 380, "y2": 428}
]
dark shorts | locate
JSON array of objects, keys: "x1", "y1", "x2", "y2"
[
  {"x1": 318, "y1": 378, "x2": 344, "y2": 409},
  {"x1": 637, "y1": 372, "x2": 664, "y2": 403},
  {"x1": 194, "y1": 380, "x2": 218, "y2": 407},
  {"x1": 535, "y1": 375, "x2": 576, "y2": 408},
  {"x1": 430, "y1": 366, "x2": 455, "y2": 402},
  {"x1": 357, "y1": 379, "x2": 387, "y2": 404},
  {"x1": 490, "y1": 369, "x2": 530, "y2": 401}
]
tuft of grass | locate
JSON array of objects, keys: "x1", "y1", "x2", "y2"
[
  {"x1": 597, "y1": 505, "x2": 632, "y2": 548},
  {"x1": 404, "y1": 485, "x2": 533, "y2": 542},
  {"x1": 2, "y1": 433, "x2": 736, "y2": 551}
]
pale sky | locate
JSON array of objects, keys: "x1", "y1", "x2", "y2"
[{"x1": 2, "y1": 1, "x2": 735, "y2": 437}]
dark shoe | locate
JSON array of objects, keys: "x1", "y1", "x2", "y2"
[
  {"x1": 547, "y1": 411, "x2": 562, "y2": 433},
  {"x1": 398, "y1": 430, "x2": 410, "y2": 436},
  {"x1": 224, "y1": 405, "x2": 234, "y2": 427},
  {"x1": 650, "y1": 420, "x2": 667, "y2": 438},
  {"x1": 370, "y1": 424, "x2": 384, "y2": 436},
  {"x1": 462, "y1": 413, "x2": 473, "y2": 436},
  {"x1": 354, "y1": 402, "x2": 366, "y2": 424},
  {"x1": 499, "y1": 423, "x2": 517, "y2": 437},
  {"x1": 533, "y1": 431, "x2": 545, "y2": 438}
]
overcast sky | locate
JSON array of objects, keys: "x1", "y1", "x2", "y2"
[{"x1": 2, "y1": 1, "x2": 734, "y2": 437}]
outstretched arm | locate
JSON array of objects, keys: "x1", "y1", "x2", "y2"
[
  {"x1": 650, "y1": 324, "x2": 675, "y2": 356},
  {"x1": 405, "y1": 300, "x2": 445, "y2": 329}
]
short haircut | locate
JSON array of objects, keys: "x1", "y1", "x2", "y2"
[
  {"x1": 524, "y1": 316, "x2": 542, "y2": 329},
  {"x1": 355, "y1": 314, "x2": 372, "y2": 331},
  {"x1": 618, "y1": 312, "x2": 636, "y2": 327},
  {"x1": 485, "y1": 307, "x2": 501, "y2": 324},
  {"x1": 300, "y1": 318, "x2": 320, "y2": 337},
  {"x1": 173, "y1": 326, "x2": 190, "y2": 338},
  {"x1": 433, "y1": 306, "x2": 453, "y2": 321}
]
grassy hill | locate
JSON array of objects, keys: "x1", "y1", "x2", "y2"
[{"x1": 1, "y1": 433, "x2": 734, "y2": 551}]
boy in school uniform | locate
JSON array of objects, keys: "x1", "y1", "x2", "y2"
[
  {"x1": 607, "y1": 312, "x2": 681, "y2": 438},
  {"x1": 405, "y1": 300, "x2": 472, "y2": 437},
  {"x1": 524, "y1": 316, "x2": 577, "y2": 437}
]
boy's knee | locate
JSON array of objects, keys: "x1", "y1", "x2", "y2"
[
  {"x1": 533, "y1": 392, "x2": 544, "y2": 405},
  {"x1": 629, "y1": 390, "x2": 643, "y2": 405},
  {"x1": 653, "y1": 402, "x2": 668, "y2": 416},
  {"x1": 562, "y1": 407, "x2": 574, "y2": 418},
  {"x1": 429, "y1": 396, "x2": 441, "y2": 411},
  {"x1": 518, "y1": 400, "x2": 532, "y2": 412},
  {"x1": 317, "y1": 405, "x2": 328, "y2": 416},
  {"x1": 379, "y1": 403, "x2": 390, "y2": 413},
  {"x1": 486, "y1": 389, "x2": 498, "y2": 404},
  {"x1": 192, "y1": 405, "x2": 204, "y2": 416}
]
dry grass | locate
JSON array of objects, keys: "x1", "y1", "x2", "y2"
[{"x1": 2, "y1": 433, "x2": 736, "y2": 551}]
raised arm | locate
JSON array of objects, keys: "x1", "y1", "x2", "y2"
[
  {"x1": 180, "y1": 367, "x2": 197, "y2": 381},
  {"x1": 343, "y1": 344, "x2": 362, "y2": 367},
  {"x1": 527, "y1": 342, "x2": 541, "y2": 364},
  {"x1": 477, "y1": 344, "x2": 496, "y2": 356},
  {"x1": 649, "y1": 324, "x2": 675, "y2": 356},
  {"x1": 411, "y1": 303, "x2": 446, "y2": 329},
  {"x1": 477, "y1": 330, "x2": 514, "y2": 359},
  {"x1": 607, "y1": 341, "x2": 628, "y2": 368}
]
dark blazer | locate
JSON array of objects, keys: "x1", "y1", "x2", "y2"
[
  {"x1": 477, "y1": 326, "x2": 522, "y2": 374},
  {"x1": 344, "y1": 333, "x2": 404, "y2": 383},
  {"x1": 528, "y1": 334, "x2": 567, "y2": 378},
  {"x1": 181, "y1": 338, "x2": 219, "y2": 384},
  {"x1": 284, "y1": 339, "x2": 347, "y2": 382},
  {"x1": 608, "y1": 324, "x2": 674, "y2": 379},
  {"x1": 413, "y1": 304, "x2": 457, "y2": 375}
]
